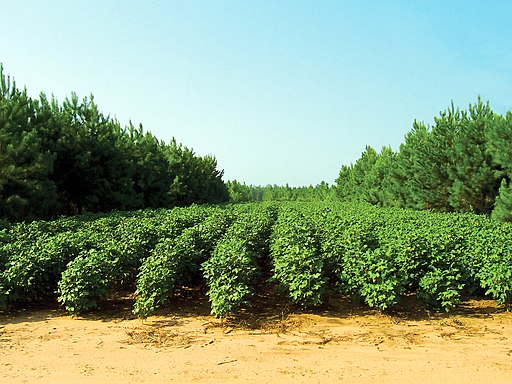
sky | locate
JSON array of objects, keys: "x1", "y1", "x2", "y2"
[{"x1": 1, "y1": 1, "x2": 512, "y2": 186}]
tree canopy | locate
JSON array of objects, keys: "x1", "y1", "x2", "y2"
[
  {"x1": 0, "y1": 64, "x2": 228, "y2": 222},
  {"x1": 335, "y1": 97, "x2": 512, "y2": 221}
]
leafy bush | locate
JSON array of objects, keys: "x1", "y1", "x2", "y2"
[
  {"x1": 203, "y1": 205, "x2": 276, "y2": 317},
  {"x1": 133, "y1": 208, "x2": 234, "y2": 318},
  {"x1": 270, "y1": 206, "x2": 326, "y2": 307}
]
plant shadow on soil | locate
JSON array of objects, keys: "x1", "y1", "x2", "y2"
[
  {"x1": 106, "y1": 286, "x2": 507, "y2": 329},
  {"x1": 0, "y1": 283, "x2": 506, "y2": 330}
]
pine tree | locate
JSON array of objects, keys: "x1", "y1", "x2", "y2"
[
  {"x1": 447, "y1": 98, "x2": 500, "y2": 214},
  {"x1": 48, "y1": 93, "x2": 140, "y2": 214},
  {"x1": 335, "y1": 146, "x2": 378, "y2": 202},
  {"x1": 335, "y1": 164, "x2": 354, "y2": 201},
  {"x1": 487, "y1": 111, "x2": 512, "y2": 220},
  {"x1": 362, "y1": 146, "x2": 395, "y2": 206},
  {"x1": 393, "y1": 120, "x2": 452, "y2": 210},
  {"x1": 0, "y1": 65, "x2": 57, "y2": 221},
  {"x1": 492, "y1": 179, "x2": 512, "y2": 221},
  {"x1": 165, "y1": 138, "x2": 228, "y2": 206},
  {"x1": 127, "y1": 123, "x2": 170, "y2": 208}
]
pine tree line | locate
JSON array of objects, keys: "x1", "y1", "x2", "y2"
[
  {"x1": 0, "y1": 64, "x2": 228, "y2": 222},
  {"x1": 226, "y1": 180, "x2": 337, "y2": 203},
  {"x1": 335, "y1": 98, "x2": 512, "y2": 221}
]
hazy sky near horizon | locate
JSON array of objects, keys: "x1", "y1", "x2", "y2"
[{"x1": 2, "y1": 1, "x2": 512, "y2": 186}]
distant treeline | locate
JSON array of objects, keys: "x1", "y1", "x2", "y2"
[
  {"x1": 226, "y1": 180, "x2": 337, "y2": 203},
  {"x1": 0, "y1": 64, "x2": 228, "y2": 222},
  {"x1": 335, "y1": 98, "x2": 512, "y2": 221}
]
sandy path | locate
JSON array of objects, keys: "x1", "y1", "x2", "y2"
[{"x1": 1, "y1": 298, "x2": 512, "y2": 383}]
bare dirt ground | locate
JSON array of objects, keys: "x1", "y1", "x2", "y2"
[{"x1": 1, "y1": 290, "x2": 512, "y2": 384}]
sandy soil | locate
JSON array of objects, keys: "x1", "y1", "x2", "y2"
[{"x1": 1, "y1": 292, "x2": 512, "y2": 384}]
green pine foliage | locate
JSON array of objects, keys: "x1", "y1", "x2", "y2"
[
  {"x1": 447, "y1": 98, "x2": 500, "y2": 214},
  {"x1": 0, "y1": 64, "x2": 229, "y2": 222},
  {"x1": 0, "y1": 65, "x2": 58, "y2": 221},
  {"x1": 487, "y1": 111, "x2": 512, "y2": 221},
  {"x1": 492, "y1": 180, "x2": 512, "y2": 222},
  {"x1": 166, "y1": 139, "x2": 229, "y2": 206},
  {"x1": 226, "y1": 181, "x2": 337, "y2": 203},
  {"x1": 335, "y1": 98, "x2": 512, "y2": 221}
]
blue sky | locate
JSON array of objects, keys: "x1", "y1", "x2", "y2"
[{"x1": 2, "y1": 1, "x2": 512, "y2": 186}]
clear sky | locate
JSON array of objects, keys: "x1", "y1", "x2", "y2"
[{"x1": 1, "y1": 1, "x2": 512, "y2": 186}]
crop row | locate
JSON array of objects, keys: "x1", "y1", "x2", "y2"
[{"x1": 1, "y1": 202, "x2": 511, "y2": 316}]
